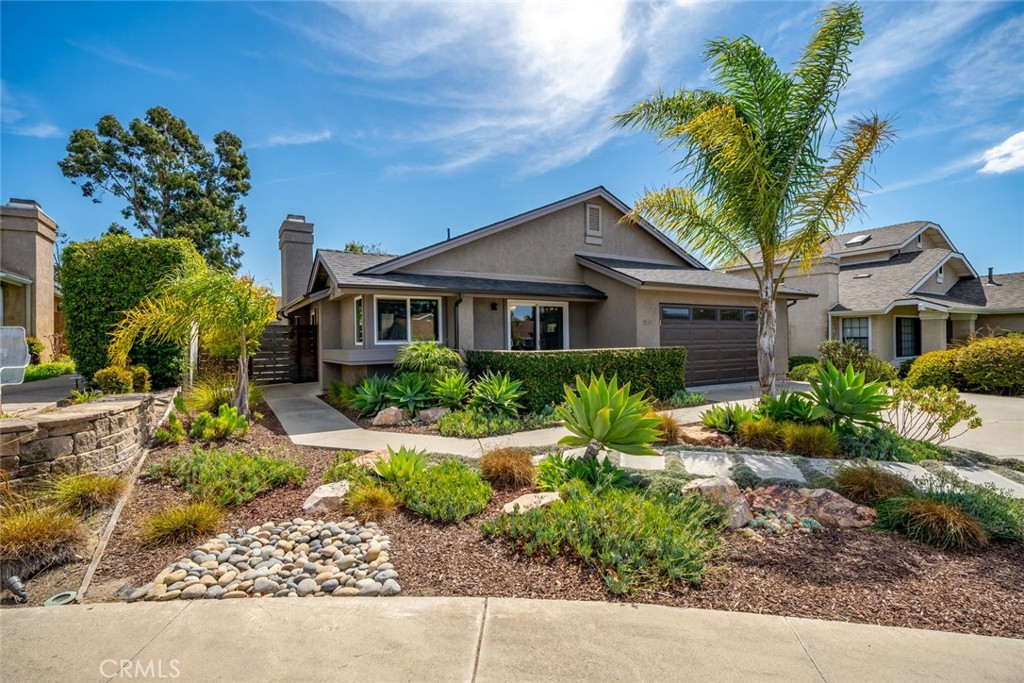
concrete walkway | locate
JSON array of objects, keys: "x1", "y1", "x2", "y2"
[
  {"x1": 0, "y1": 374, "x2": 79, "y2": 416},
  {"x1": 2, "y1": 598, "x2": 1020, "y2": 682}
]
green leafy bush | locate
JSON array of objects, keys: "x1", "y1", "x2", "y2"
[
  {"x1": 350, "y1": 376, "x2": 393, "y2": 416},
  {"x1": 668, "y1": 389, "x2": 706, "y2": 408},
  {"x1": 466, "y1": 347, "x2": 687, "y2": 410},
  {"x1": 140, "y1": 502, "x2": 222, "y2": 545},
  {"x1": 737, "y1": 417, "x2": 783, "y2": 450},
  {"x1": 888, "y1": 382, "x2": 981, "y2": 443},
  {"x1": 700, "y1": 403, "x2": 755, "y2": 435},
  {"x1": 326, "y1": 381, "x2": 356, "y2": 409},
  {"x1": 557, "y1": 374, "x2": 662, "y2": 457},
  {"x1": 780, "y1": 422, "x2": 836, "y2": 457},
  {"x1": 93, "y1": 366, "x2": 133, "y2": 394},
  {"x1": 153, "y1": 411, "x2": 186, "y2": 446},
  {"x1": 833, "y1": 463, "x2": 914, "y2": 506},
  {"x1": 817, "y1": 340, "x2": 898, "y2": 383},
  {"x1": 23, "y1": 361, "x2": 76, "y2": 383},
  {"x1": 394, "y1": 341, "x2": 462, "y2": 375},
  {"x1": 50, "y1": 473, "x2": 127, "y2": 514},
  {"x1": 149, "y1": 446, "x2": 307, "y2": 507},
  {"x1": 373, "y1": 447, "x2": 429, "y2": 484},
  {"x1": 62, "y1": 235, "x2": 197, "y2": 389},
  {"x1": 956, "y1": 336, "x2": 1024, "y2": 395},
  {"x1": 131, "y1": 366, "x2": 151, "y2": 392},
  {"x1": 468, "y1": 371, "x2": 524, "y2": 417},
  {"x1": 788, "y1": 355, "x2": 816, "y2": 371},
  {"x1": 897, "y1": 357, "x2": 917, "y2": 379},
  {"x1": 481, "y1": 482, "x2": 722, "y2": 593},
  {"x1": 536, "y1": 453, "x2": 634, "y2": 493},
  {"x1": 386, "y1": 373, "x2": 432, "y2": 414},
  {"x1": 396, "y1": 460, "x2": 492, "y2": 523},
  {"x1": 757, "y1": 391, "x2": 816, "y2": 424},
  {"x1": 788, "y1": 363, "x2": 819, "y2": 382},
  {"x1": 436, "y1": 409, "x2": 521, "y2": 438},
  {"x1": 802, "y1": 363, "x2": 893, "y2": 428},
  {"x1": 875, "y1": 497, "x2": 989, "y2": 551},
  {"x1": 905, "y1": 349, "x2": 960, "y2": 390},
  {"x1": 431, "y1": 372, "x2": 471, "y2": 409},
  {"x1": 25, "y1": 336, "x2": 44, "y2": 361},
  {"x1": 188, "y1": 404, "x2": 250, "y2": 441},
  {"x1": 480, "y1": 447, "x2": 535, "y2": 488},
  {"x1": 836, "y1": 425, "x2": 903, "y2": 460}
]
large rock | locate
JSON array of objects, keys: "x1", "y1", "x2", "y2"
[
  {"x1": 745, "y1": 485, "x2": 876, "y2": 529},
  {"x1": 372, "y1": 407, "x2": 410, "y2": 426},
  {"x1": 502, "y1": 492, "x2": 561, "y2": 515},
  {"x1": 351, "y1": 448, "x2": 390, "y2": 469},
  {"x1": 418, "y1": 406, "x2": 449, "y2": 424},
  {"x1": 678, "y1": 424, "x2": 733, "y2": 447},
  {"x1": 302, "y1": 481, "x2": 351, "y2": 515},
  {"x1": 681, "y1": 476, "x2": 752, "y2": 529}
]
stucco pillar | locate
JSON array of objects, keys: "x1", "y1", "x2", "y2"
[
  {"x1": 318, "y1": 300, "x2": 342, "y2": 391},
  {"x1": 455, "y1": 295, "x2": 474, "y2": 353},
  {"x1": 919, "y1": 310, "x2": 949, "y2": 354},
  {"x1": 949, "y1": 313, "x2": 977, "y2": 343}
]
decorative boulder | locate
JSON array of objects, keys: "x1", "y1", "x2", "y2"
[
  {"x1": 678, "y1": 424, "x2": 733, "y2": 447},
  {"x1": 502, "y1": 492, "x2": 560, "y2": 515},
  {"x1": 419, "y1": 406, "x2": 449, "y2": 424},
  {"x1": 372, "y1": 407, "x2": 410, "y2": 426},
  {"x1": 352, "y1": 448, "x2": 390, "y2": 469},
  {"x1": 301, "y1": 481, "x2": 350, "y2": 515},
  {"x1": 745, "y1": 485, "x2": 876, "y2": 529},
  {"x1": 681, "y1": 476, "x2": 752, "y2": 529}
]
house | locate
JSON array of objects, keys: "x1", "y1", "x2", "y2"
[
  {"x1": 278, "y1": 187, "x2": 812, "y2": 388},
  {"x1": 725, "y1": 221, "x2": 1024, "y2": 362},
  {"x1": 0, "y1": 198, "x2": 63, "y2": 361}
]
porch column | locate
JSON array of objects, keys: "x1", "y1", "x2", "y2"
[
  {"x1": 455, "y1": 295, "x2": 474, "y2": 353},
  {"x1": 919, "y1": 310, "x2": 949, "y2": 353},
  {"x1": 949, "y1": 313, "x2": 977, "y2": 343}
]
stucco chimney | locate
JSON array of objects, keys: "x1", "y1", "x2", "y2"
[{"x1": 278, "y1": 214, "x2": 314, "y2": 308}]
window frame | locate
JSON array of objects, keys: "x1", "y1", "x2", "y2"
[
  {"x1": 839, "y1": 316, "x2": 871, "y2": 350},
  {"x1": 894, "y1": 316, "x2": 922, "y2": 359},
  {"x1": 354, "y1": 296, "x2": 363, "y2": 345},
  {"x1": 372, "y1": 295, "x2": 443, "y2": 345},
  {"x1": 506, "y1": 300, "x2": 569, "y2": 351}
]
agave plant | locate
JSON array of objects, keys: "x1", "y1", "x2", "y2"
[
  {"x1": 373, "y1": 447, "x2": 429, "y2": 484},
  {"x1": 757, "y1": 391, "x2": 816, "y2": 424},
  {"x1": 800, "y1": 362, "x2": 894, "y2": 429},
  {"x1": 700, "y1": 403, "x2": 756, "y2": 435},
  {"x1": 557, "y1": 374, "x2": 662, "y2": 460},
  {"x1": 350, "y1": 376, "x2": 393, "y2": 417},
  {"x1": 468, "y1": 371, "x2": 524, "y2": 417},
  {"x1": 386, "y1": 373, "x2": 432, "y2": 414},
  {"x1": 432, "y1": 371, "x2": 471, "y2": 409}
]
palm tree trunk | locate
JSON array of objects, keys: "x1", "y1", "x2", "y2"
[{"x1": 757, "y1": 284, "x2": 777, "y2": 397}]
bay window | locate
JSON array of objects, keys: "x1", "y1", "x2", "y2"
[{"x1": 375, "y1": 296, "x2": 440, "y2": 344}]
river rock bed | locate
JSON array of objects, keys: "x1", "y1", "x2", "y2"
[{"x1": 130, "y1": 517, "x2": 400, "y2": 601}]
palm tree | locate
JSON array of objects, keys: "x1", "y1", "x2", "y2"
[
  {"x1": 615, "y1": 2, "x2": 894, "y2": 396},
  {"x1": 108, "y1": 261, "x2": 278, "y2": 417}
]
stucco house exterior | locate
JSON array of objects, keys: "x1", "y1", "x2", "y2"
[
  {"x1": 726, "y1": 221, "x2": 1024, "y2": 363},
  {"x1": 0, "y1": 198, "x2": 63, "y2": 361},
  {"x1": 278, "y1": 187, "x2": 812, "y2": 388}
]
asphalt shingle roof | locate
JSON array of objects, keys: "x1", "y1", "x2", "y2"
[
  {"x1": 924, "y1": 271, "x2": 1024, "y2": 311},
  {"x1": 577, "y1": 255, "x2": 812, "y2": 298},
  {"x1": 834, "y1": 249, "x2": 951, "y2": 311},
  {"x1": 742, "y1": 221, "x2": 932, "y2": 265}
]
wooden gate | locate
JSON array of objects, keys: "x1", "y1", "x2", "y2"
[{"x1": 251, "y1": 323, "x2": 318, "y2": 384}]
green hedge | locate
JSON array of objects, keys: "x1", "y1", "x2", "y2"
[
  {"x1": 62, "y1": 235, "x2": 199, "y2": 389},
  {"x1": 905, "y1": 337, "x2": 1024, "y2": 396},
  {"x1": 465, "y1": 347, "x2": 687, "y2": 410}
]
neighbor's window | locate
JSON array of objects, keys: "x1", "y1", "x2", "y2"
[
  {"x1": 509, "y1": 302, "x2": 566, "y2": 351},
  {"x1": 354, "y1": 296, "x2": 363, "y2": 345},
  {"x1": 375, "y1": 297, "x2": 440, "y2": 343},
  {"x1": 841, "y1": 317, "x2": 869, "y2": 349},
  {"x1": 895, "y1": 317, "x2": 921, "y2": 358}
]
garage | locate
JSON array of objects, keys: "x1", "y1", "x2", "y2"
[{"x1": 659, "y1": 304, "x2": 759, "y2": 385}]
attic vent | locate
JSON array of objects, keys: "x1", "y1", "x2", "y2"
[
  {"x1": 845, "y1": 234, "x2": 871, "y2": 247},
  {"x1": 853, "y1": 273, "x2": 872, "y2": 279},
  {"x1": 584, "y1": 203, "x2": 602, "y2": 246}
]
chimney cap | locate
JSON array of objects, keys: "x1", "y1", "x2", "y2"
[
  {"x1": 285, "y1": 214, "x2": 308, "y2": 222},
  {"x1": 6, "y1": 198, "x2": 41, "y2": 208}
]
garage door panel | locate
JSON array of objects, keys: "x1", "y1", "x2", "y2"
[{"x1": 660, "y1": 304, "x2": 758, "y2": 386}]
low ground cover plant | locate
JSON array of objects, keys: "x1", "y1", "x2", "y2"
[
  {"x1": 50, "y1": 473, "x2": 127, "y2": 515},
  {"x1": 394, "y1": 460, "x2": 492, "y2": 523},
  {"x1": 140, "y1": 501, "x2": 223, "y2": 544},
  {"x1": 481, "y1": 482, "x2": 723, "y2": 594},
  {"x1": 668, "y1": 389, "x2": 706, "y2": 408},
  {"x1": 536, "y1": 453, "x2": 634, "y2": 493},
  {"x1": 23, "y1": 361, "x2": 76, "y2": 383},
  {"x1": 923, "y1": 470, "x2": 1024, "y2": 542},
  {"x1": 323, "y1": 450, "x2": 372, "y2": 485},
  {"x1": 480, "y1": 447, "x2": 535, "y2": 488},
  {"x1": 437, "y1": 408, "x2": 520, "y2": 437},
  {"x1": 149, "y1": 446, "x2": 307, "y2": 507}
]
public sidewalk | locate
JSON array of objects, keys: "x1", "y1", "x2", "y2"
[{"x1": 2, "y1": 597, "x2": 1020, "y2": 682}]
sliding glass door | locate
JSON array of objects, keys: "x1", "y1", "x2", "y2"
[{"x1": 508, "y1": 302, "x2": 566, "y2": 350}]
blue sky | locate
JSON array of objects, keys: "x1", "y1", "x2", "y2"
[{"x1": 2, "y1": 1, "x2": 1022, "y2": 293}]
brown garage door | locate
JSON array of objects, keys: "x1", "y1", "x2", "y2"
[{"x1": 659, "y1": 304, "x2": 759, "y2": 386}]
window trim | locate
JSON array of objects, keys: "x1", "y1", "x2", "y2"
[
  {"x1": 839, "y1": 316, "x2": 871, "y2": 350},
  {"x1": 354, "y1": 296, "x2": 363, "y2": 346},
  {"x1": 894, "y1": 315, "x2": 922, "y2": 360},
  {"x1": 372, "y1": 295, "x2": 443, "y2": 346},
  {"x1": 507, "y1": 300, "x2": 569, "y2": 351}
]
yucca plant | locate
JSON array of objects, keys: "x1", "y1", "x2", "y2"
[
  {"x1": 800, "y1": 362, "x2": 893, "y2": 429},
  {"x1": 394, "y1": 341, "x2": 462, "y2": 375},
  {"x1": 386, "y1": 373, "x2": 432, "y2": 414},
  {"x1": 468, "y1": 371, "x2": 524, "y2": 417},
  {"x1": 432, "y1": 371, "x2": 471, "y2": 409},
  {"x1": 350, "y1": 376, "x2": 393, "y2": 416},
  {"x1": 557, "y1": 374, "x2": 662, "y2": 460}
]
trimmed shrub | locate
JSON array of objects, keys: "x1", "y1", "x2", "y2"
[
  {"x1": 780, "y1": 422, "x2": 836, "y2": 457},
  {"x1": 737, "y1": 417, "x2": 783, "y2": 450},
  {"x1": 956, "y1": 336, "x2": 1024, "y2": 396},
  {"x1": 62, "y1": 235, "x2": 198, "y2": 389},
  {"x1": 817, "y1": 340, "x2": 897, "y2": 383},
  {"x1": 437, "y1": 408, "x2": 520, "y2": 438},
  {"x1": 479, "y1": 447, "x2": 535, "y2": 488},
  {"x1": 875, "y1": 497, "x2": 989, "y2": 551},
  {"x1": 466, "y1": 347, "x2": 687, "y2": 410},
  {"x1": 833, "y1": 464, "x2": 914, "y2": 506},
  {"x1": 396, "y1": 460, "x2": 492, "y2": 523},
  {"x1": 149, "y1": 446, "x2": 307, "y2": 507},
  {"x1": 905, "y1": 349, "x2": 960, "y2": 389},
  {"x1": 788, "y1": 355, "x2": 816, "y2": 371},
  {"x1": 788, "y1": 363, "x2": 819, "y2": 382},
  {"x1": 140, "y1": 502, "x2": 222, "y2": 544},
  {"x1": 131, "y1": 366, "x2": 151, "y2": 392},
  {"x1": 347, "y1": 484, "x2": 398, "y2": 521},
  {"x1": 93, "y1": 366, "x2": 133, "y2": 394},
  {"x1": 50, "y1": 473, "x2": 127, "y2": 514}
]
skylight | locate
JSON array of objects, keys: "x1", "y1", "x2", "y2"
[
  {"x1": 853, "y1": 273, "x2": 872, "y2": 279},
  {"x1": 845, "y1": 234, "x2": 871, "y2": 247}
]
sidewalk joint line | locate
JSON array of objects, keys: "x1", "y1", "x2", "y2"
[
  {"x1": 784, "y1": 617, "x2": 827, "y2": 682},
  {"x1": 470, "y1": 597, "x2": 489, "y2": 683},
  {"x1": 98, "y1": 602, "x2": 193, "y2": 683}
]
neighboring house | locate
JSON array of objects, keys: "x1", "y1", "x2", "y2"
[
  {"x1": 0, "y1": 198, "x2": 63, "y2": 361},
  {"x1": 726, "y1": 221, "x2": 1024, "y2": 363},
  {"x1": 278, "y1": 187, "x2": 812, "y2": 388}
]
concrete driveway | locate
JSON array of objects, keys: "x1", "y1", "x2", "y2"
[
  {"x1": 945, "y1": 393, "x2": 1024, "y2": 459},
  {"x1": 0, "y1": 374, "x2": 79, "y2": 416}
]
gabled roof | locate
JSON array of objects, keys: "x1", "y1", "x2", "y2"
[
  {"x1": 740, "y1": 220, "x2": 949, "y2": 266},
  {"x1": 930, "y1": 271, "x2": 1024, "y2": 311},
  {"x1": 577, "y1": 254, "x2": 813, "y2": 299},
  {"x1": 833, "y1": 248, "x2": 973, "y2": 312},
  {"x1": 360, "y1": 186, "x2": 706, "y2": 275}
]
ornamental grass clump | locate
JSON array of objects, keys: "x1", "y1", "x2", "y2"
[
  {"x1": 479, "y1": 447, "x2": 535, "y2": 488},
  {"x1": 0, "y1": 502, "x2": 86, "y2": 565},
  {"x1": 50, "y1": 473, "x2": 127, "y2": 515},
  {"x1": 737, "y1": 417, "x2": 783, "y2": 450},
  {"x1": 875, "y1": 497, "x2": 988, "y2": 551},
  {"x1": 833, "y1": 464, "x2": 914, "y2": 506},
  {"x1": 780, "y1": 422, "x2": 836, "y2": 457},
  {"x1": 346, "y1": 484, "x2": 398, "y2": 521},
  {"x1": 395, "y1": 460, "x2": 492, "y2": 523},
  {"x1": 481, "y1": 482, "x2": 723, "y2": 594},
  {"x1": 149, "y1": 446, "x2": 307, "y2": 507},
  {"x1": 923, "y1": 469, "x2": 1024, "y2": 542},
  {"x1": 140, "y1": 502, "x2": 222, "y2": 545}
]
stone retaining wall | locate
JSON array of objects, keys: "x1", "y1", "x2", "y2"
[{"x1": 0, "y1": 390, "x2": 174, "y2": 487}]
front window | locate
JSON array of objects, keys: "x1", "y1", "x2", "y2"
[
  {"x1": 840, "y1": 317, "x2": 869, "y2": 349},
  {"x1": 509, "y1": 302, "x2": 566, "y2": 350},
  {"x1": 375, "y1": 296, "x2": 440, "y2": 344},
  {"x1": 895, "y1": 317, "x2": 921, "y2": 358},
  {"x1": 354, "y1": 296, "x2": 363, "y2": 345}
]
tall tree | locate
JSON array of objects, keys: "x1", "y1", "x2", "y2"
[
  {"x1": 615, "y1": 2, "x2": 893, "y2": 396},
  {"x1": 58, "y1": 106, "x2": 251, "y2": 270}
]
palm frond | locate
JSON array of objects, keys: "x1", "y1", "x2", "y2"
[{"x1": 612, "y1": 88, "x2": 728, "y2": 145}]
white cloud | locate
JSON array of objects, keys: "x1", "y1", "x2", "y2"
[
  {"x1": 8, "y1": 123, "x2": 63, "y2": 138},
  {"x1": 945, "y1": 14, "x2": 1024, "y2": 110},
  {"x1": 0, "y1": 81, "x2": 62, "y2": 138},
  {"x1": 979, "y1": 131, "x2": 1024, "y2": 174},
  {"x1": 67, "y1": 40, "x2": 181, "y2": 80},
  {"x1": 260, "y1": 130, "x2": 333, "y2": 147}
]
